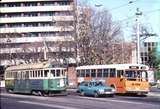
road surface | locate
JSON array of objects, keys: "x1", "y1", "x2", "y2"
[{"x1": 1, "y1": 88, "x2": 160, "y2": 109}]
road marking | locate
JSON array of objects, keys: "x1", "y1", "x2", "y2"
[
  {"x1": 78, "y1": 96, "x2": 159, "y2": 106},
  {"x1": 19, "y1": 101, "x2": 79, "y2": 109},
  {"x1": 1, "y1": 93, "x2": 47, "y2": 100}
]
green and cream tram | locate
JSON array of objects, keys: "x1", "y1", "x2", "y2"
[{"x1": 5, "y1": 62, "x2": 68, "y2": 96}]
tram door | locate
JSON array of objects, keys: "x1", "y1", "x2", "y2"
[
  {"x1": 24, "y1": 71, "x2": 30, "y2": 93},
  {"x1": 14, "y1": 71, "x2": 21, "y2": 92},
  {"x1": 14, "y1": 71, "x2": 30, "y2": 93},
  {"x1": 49, "y1": 69, "x2": 56, "y2": 89}
]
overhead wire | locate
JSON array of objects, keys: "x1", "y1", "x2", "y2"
[
  {"x1": 109, "y1": 0, "x2": 141, "y2": 11},
  {"x1": 117, "y1": 9, "x2": 160, "y2": 23}
]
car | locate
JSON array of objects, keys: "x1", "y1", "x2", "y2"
[
  {"x1": 157, "y1": 80, "x2": 160, "y2": 89},
  {"x1": 78, "y1": 80, "x2": 115, "y2": 97}
]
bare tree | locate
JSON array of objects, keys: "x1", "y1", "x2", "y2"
[{"x1": 76, "y1": 5, "x2": 124, "y2": 65}]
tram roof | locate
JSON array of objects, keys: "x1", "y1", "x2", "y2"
[
  {"x1": 5, "y1": 62, "x2": 66, "y2": 71},
  {"x1": 76, "y1": 64, "x2": 149, "y2": 70}
]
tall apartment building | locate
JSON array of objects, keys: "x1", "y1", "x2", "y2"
[
  {"x1": 0, "y1": 0, "x2": 76, "y2": 65},
  {"x1": 140, "y1": 36, "x2": 160, "y2": 66}
]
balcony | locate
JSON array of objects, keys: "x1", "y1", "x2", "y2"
[
  {"x1": 0, "y1": 16, "x2": 74, "y2": 23},
  {"x1": 0, "y1": 36, "x2": 74, "y2": 44},
  {"x1": 0, "y1": 0, "x2": 71, "y2": 3},
  {"x1": 0, "y1": 5, "x2": 73, "y2": 13},
  {"x1": 0, "y1": 26, "x2": 74, "y2": 33},
  {"x1": 0, "y1": 46, "x2": 75, "y2": 54}
]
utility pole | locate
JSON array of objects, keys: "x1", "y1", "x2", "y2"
[
  {"x1": 43, "y1": 40, "x2": 47, "y2": 61},
  {"x1": 136, "y1": 8, "x2": 142, "y2": 64}
]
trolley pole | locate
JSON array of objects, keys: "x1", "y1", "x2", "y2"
[{"x1": 135, "y1": 8, "x2": 142, "y2": 64}]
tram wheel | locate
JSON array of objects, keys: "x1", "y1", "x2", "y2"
[
  {"x1": 31, "y1": 90, "x2": 37, "y2": 95},
  {"x1": 38, "y1": 91, "x2": 42, "y2": 96},
  {"x1": 7, "y1": 89, "x2": 13, "y2": 93},
  {"x1": 42, "y1": 92, "x2": 48, "y2": 97}
]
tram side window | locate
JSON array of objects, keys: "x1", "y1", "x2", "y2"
[
  {"x1": 62, "y1": 70, "x2": 64, "y2": 76},
  {"x1": 35, "y1": 71, "x2": 38, "y2": 77},
  {"x1": 77, "y1": 70, "x2": 80, "y2": 77},
  {"x1": 51, "y1": 70, "x2": 55, "y2": 77},
  {"x1": 9, "y1": 72, "x2": 12, "y2": 78},
  {"x1": 103, "y1": 69, "x2": 109, "y2": 77},
  {"x1": 80, "y1": 70, "x2": 85, "y2": 77},
  {"x1": 8, "y1": 72, "x2": 10, "y2": 78},
  {"x1": 16, "y1": 72, "x2": 19, "y2": 79},
  {"x1": 44, "y1": 70, "x2": 49, "y2": 77},
  {"x1": 20, "y1": 72, "x2": 22, "y2": 79},
  {"x1": 86, "y1": 69, "x2": 90, "y2": 77},
  {"x1": 5, "y1": 72, "x2": 7, "y2": 78},
  {"x1": 56, "y1": 70, "x2": 60, "y2": 77},
  {"x1": 9, "y1": 72, "x2": 11, "y2": 78},
  {"x1": 7, "y1": 72, "x2": 9, "y2": 78},
  {"x1": 14, "y1": 72, "x2": 17, "y2": 79},
  {"x1": 23, "y1": 72, "x2": 25, "y2": 79},
  {"x1": 91, "y1": 69, "x2": 96, "y2": 77},
  {"x1": 38, "y1": 70, "x2": 41, "y2": 77},
  {"x1": 6, "y1": 72, "x2": 8, "y2": 78},
  {"x1": 64, "y1": 69, "x2": 67, "y2": 76},
  {"x1": 8, "y1": 72, "x2": 9, "y2": 78},
  {"x1": 97, "y1": 69, "x2": 102, "y2": 77},
  {"x1": 10, "y1": 72, "x2": 12, "y2": 78},
  {"x1": 110, "y1": 69, "x2": 116, "y2": 77},
  {"x1": 32, "y1": 71, "x2": 35, "y2": 77},
  {"x1": 11, "y1": 72, "x2": 13, "y2": 78},
  {"x1": 25, "y1": 71, "x2": 29, "y2": 79},
  {"x1": 12, "y1": 72, "x2": 15, "y2": 78},
  {"x1": 8, "y1": 72, "x2": 11, "y2": 78},
  {"x1": 40, "y1": 70, "x2": 43, "y2": 77},
  {"x1": 30, "y1": 71, "x2": 33, "y2": 78}
]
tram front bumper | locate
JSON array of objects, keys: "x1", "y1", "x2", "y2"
[{"x1": 126, "y1": 89, "x2": 149, "y2": 94}]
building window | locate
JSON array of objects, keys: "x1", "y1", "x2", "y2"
[
  {"x1": 148, "y1": 42, "x2": 151, "y2": 47},
  {"x1": 145, "y1": 57, "x2": 148, "y2": 61},
  {"x1": 141, "y1": 52, "x2": 143, "y2": 56},
  {"x1": 148, "y1": 47, "x2": 151, "y2": 51},
  {"x1": 144, "y1": 42, "x2": 147, "y2": 47}
]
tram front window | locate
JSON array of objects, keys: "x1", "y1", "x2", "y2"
[
  {"x1": 125, "y1": 70, "x2": 148, "y2": 81},
  {"x1": 138, "y1": 71, "x2": 148, "y2": 81}
]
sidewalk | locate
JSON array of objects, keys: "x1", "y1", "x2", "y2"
[{"x1": 148, "y1": 92, "x2": 160, "y2": 97}]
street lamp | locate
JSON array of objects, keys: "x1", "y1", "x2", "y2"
[{"x1": 95, "y1": 4, "x2": 103, "y2": 7}]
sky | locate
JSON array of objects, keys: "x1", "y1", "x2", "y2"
[{"x1": 84, "y1": 0, "x2": 160, "y2": 41}]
